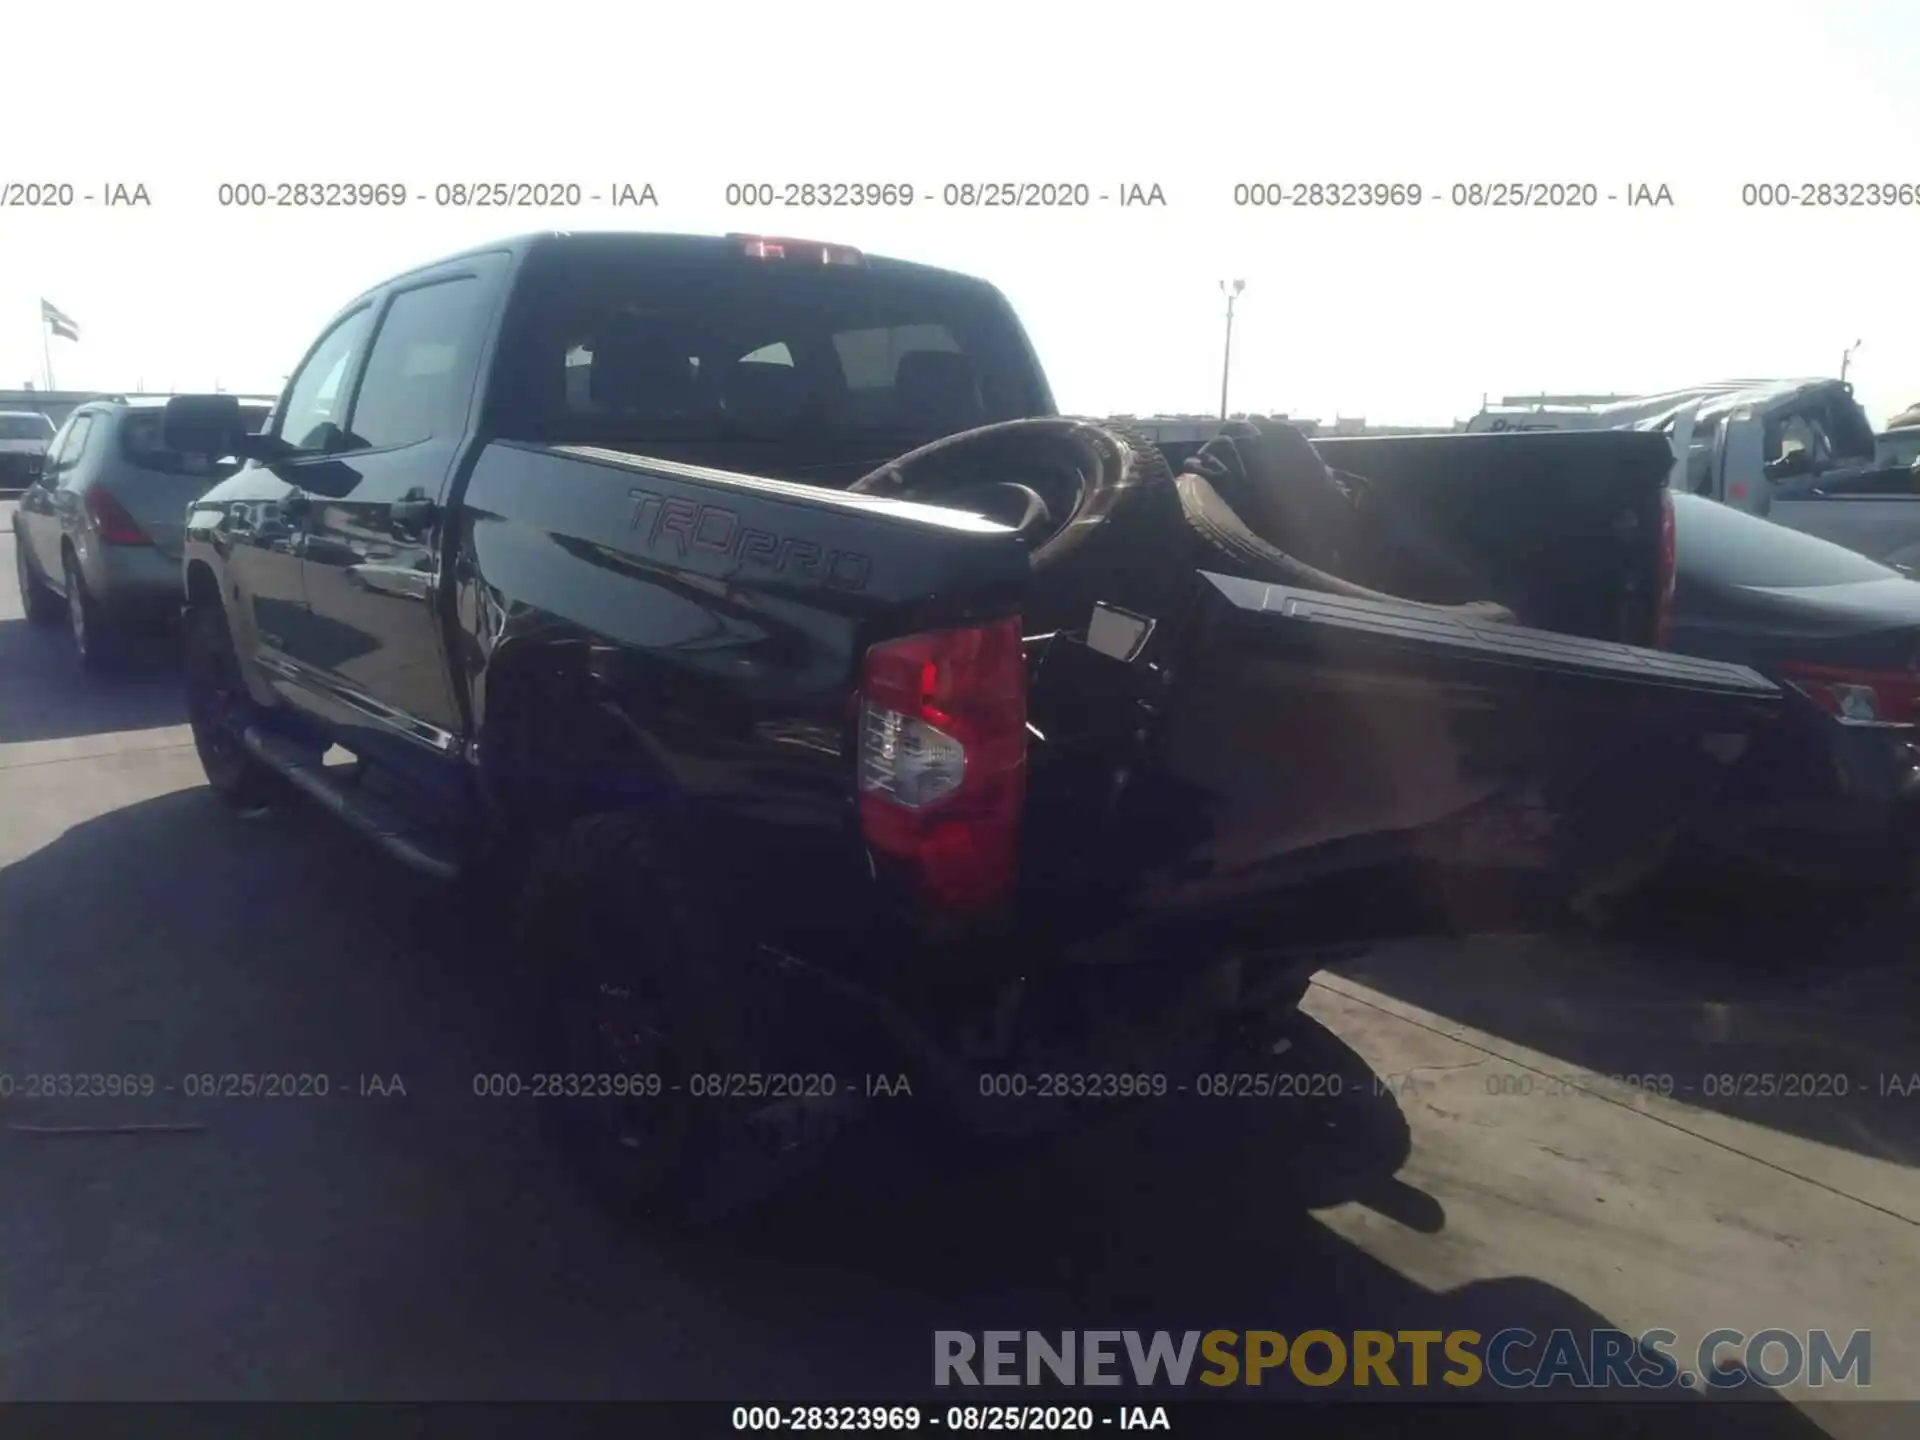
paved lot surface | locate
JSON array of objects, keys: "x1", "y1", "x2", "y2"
[{"x1": 3, "y1": 504, "x2": 1915, "y2": 1435}]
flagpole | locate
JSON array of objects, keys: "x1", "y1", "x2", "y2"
[{"x1": 41, "y1": 318, "x2": 53, "y2": 392}]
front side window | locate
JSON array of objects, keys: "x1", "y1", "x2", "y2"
[
  {"x1": 348, "y1": 278, "x2": 484, "y2": 450},
  {"x1": 1768, "y1": 414, "x2": 1821, "y2": 467},
  {"x1": 278, "y1": 308, "x2": 375, "y2": 455},
  {"x1": 51, "y1": 414, "x2": 97, "y2": 485},
  {"x1": 37, "y1": 418, "x2": 77, "y2": 482}
]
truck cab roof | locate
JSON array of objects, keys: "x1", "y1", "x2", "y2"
[{"x1": 359, "y1": 230, "x2": 1006, "y2": 309}]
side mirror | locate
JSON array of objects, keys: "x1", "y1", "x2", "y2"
[{"x1": 161, "y1": 394, "x2": 277, "y2": 461}]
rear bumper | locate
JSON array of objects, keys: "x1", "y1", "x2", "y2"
[
  {"x1": 1686, "y1": 718, "x2": 1920, "y2": 887},
  {"x1": 1828, "y1": 725, "x2": 1920, "y2": 809}
]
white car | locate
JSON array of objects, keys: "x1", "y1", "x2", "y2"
[{"x1": 0, "y1": 409, "x2": 55, "y2": 490}]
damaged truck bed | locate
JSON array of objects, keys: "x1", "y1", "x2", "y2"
[{"x1": 162, "y1": 229, "x2": 1782, "y2": 1220}]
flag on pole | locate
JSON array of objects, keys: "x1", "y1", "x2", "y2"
[{"x1": 40, "y1": 300, "x2": 79, "y2": 341}]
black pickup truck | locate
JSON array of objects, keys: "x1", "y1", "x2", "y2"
[{"x1": 167, "y1": 230, "x2": 1781, "y2": 1220}]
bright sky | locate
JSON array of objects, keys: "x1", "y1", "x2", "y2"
[{"x1": 3, "y1": 0, "x2": 1915, "y2": 427}]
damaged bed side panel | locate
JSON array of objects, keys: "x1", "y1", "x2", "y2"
[{"x1": 1019, "y1": 577, "x2": 1781, "y2": 952}]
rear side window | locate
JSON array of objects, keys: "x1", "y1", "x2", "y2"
[
  {"x1": 1878, "y1": 432, "x2": 1920, "y2": 468},
  {"x1": 1818, "y1": 392, "x2": 1878, "y2": 460},
  {"x1": 49, "y1": 414, "x2": 97, "y2": 485},
  {"x1": 492, "y1": 247, "x2": 1047, "y2": 442},
  {"x1": 1675, "y1": 494, "x2": 1897, "y2": 588},
  {"x1": 119, "y1": 406, "x2": 272, "y2": 477},
  {"x1": 349, "y1": 277, "x2": 487, "y2": 450}
]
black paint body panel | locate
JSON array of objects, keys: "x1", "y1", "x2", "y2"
[{"x1": 179, "y1": 231, "x2": 1790, "y2": 1102}]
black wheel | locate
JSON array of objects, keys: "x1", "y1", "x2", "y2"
[
  {"x1": 515, "y1": 811, "x2": 781, "y2": 1230},
  {"x1": 12, "y1": 530, "x2": 62, "y2": 626},
  {"x1": 182, "y1": 602, "x2": 281, "y2": 807},
  {"x1": 1262, "y1": 972, "x2": 1314, "y2": 1018},
  {"x1": 62, "y1": 551, "x2": 121, "y2": 671}
]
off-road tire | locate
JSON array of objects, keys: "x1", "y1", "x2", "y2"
[
  {"x1": 182, "y1": 602, "x2": 283, "y2": 808},
  {"x1": 515, "y1": 810, "x2": 770, "y2": 1231},
  {"x1": 63, "y1": 552, "x2": 127, "y2": 672}
]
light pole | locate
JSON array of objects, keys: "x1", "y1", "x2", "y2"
[
  {"x1": 1841, "y1": 339, "x2": 1863, "y2": 384},
  {"x1": 1219, "y1": 279, "x2": 1245, "y2": 420}
]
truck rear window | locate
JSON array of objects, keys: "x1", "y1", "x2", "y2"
[{"x1": 491, "y1": 247, "x2": 1048, "y2": 444}]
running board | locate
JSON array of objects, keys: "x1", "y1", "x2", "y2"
[{"x1": 241, "y1": 728, "x2": 463, "y2": 882}]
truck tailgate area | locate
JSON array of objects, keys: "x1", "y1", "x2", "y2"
[{"x1": 1097, "y1": 574, "x2": 1784, "y2": 928}]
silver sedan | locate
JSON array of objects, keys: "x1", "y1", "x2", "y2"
[{"x1": 11, "y1": 397, "x2": 271, "y2": 671}]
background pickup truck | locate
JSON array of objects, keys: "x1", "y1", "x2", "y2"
[
  {"x1": 1472, "y1": 378, "x2": 1920, "y2": 571},
  {"x1": 167, "y1": 230, "x2": 1780, "y2": 1222}
]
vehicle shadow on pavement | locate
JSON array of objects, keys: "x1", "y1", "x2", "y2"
[
  {"x1": 0, "y1": 789, "x2": 1839, "y2": 1431},
  {"x1": 1611, "y1": 869, "x2": 1920, "y2": 1029},
  {"x1": 0, "y1": 617, "x2": 186, "y2": 746},
  {"x1": 1325, "y1": 883, "x2": 1920, "y2": 1174}
]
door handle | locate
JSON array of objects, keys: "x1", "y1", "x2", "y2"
[{"x1": 391, "y1": 498, "x2": 439, "y2": 528}]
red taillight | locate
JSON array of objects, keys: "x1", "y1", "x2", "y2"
[
  {"x1": 86, "y1": 488, "x2": 149, "y2": 546},
  {"x1": 1778, "y1": 662, "x2": 1920, "y2": 726},
  {"x1": 856, "y1": 617, "x2": 1027, "y2": 915},
  {"x1": 732, "y1": 233, "x2": 864, "y2": 266},
  {"x1": 1654, "y1": 487, "x2": 1678, "y2": 649}
]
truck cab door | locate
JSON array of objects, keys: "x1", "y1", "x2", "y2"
[
  {"x1": 228, "y1": 305, "x2": 378, "y2": 702},
  {"x1": 293, "y1": 256, "x2": 503, "y2": 783},
  {"x1": 1770, "y1": 460, "x2": 1920, "y2": 566},
  {"x1": 1749, "y1": 406, "x2": 1905, "y2": 560}
]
